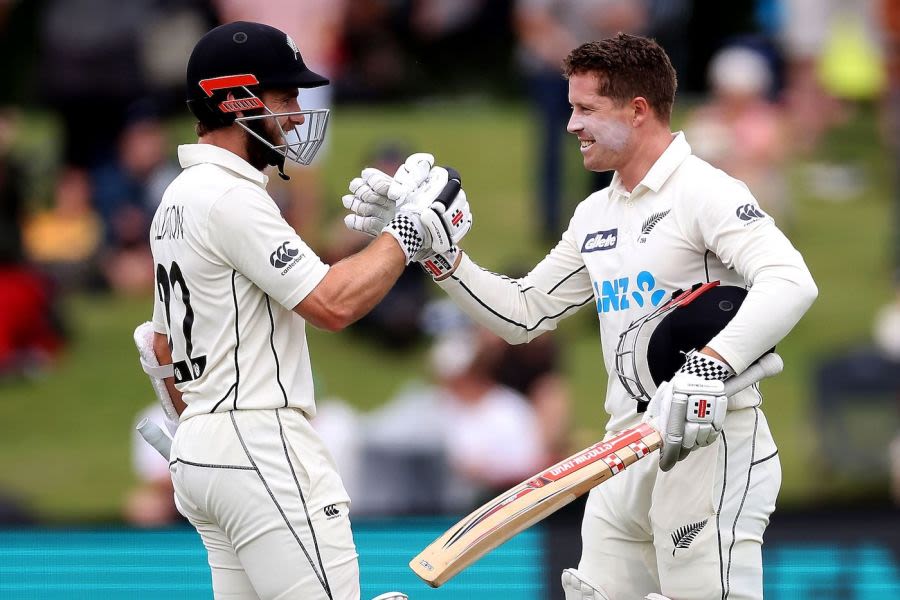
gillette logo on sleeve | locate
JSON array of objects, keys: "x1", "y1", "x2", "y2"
[{"x1": 581, "y1": 229, "x2": 618, "y2": 252}]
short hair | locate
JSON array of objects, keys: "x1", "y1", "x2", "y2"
[{"x1": 563, "y1": 33, "x2": 677, "y2": 123}]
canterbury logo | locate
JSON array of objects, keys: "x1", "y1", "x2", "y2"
[
  {"x1": 269, "y1": 241, "x2": 300, "y2": 268},
  {"x1": 735, "y1": 204, "x2": 766, "y2": 222},
  {"x1": 323, "y1": 504, "x2": 340, "y2": 518},
  {"x1": 671, "y1": 519, "x2": 708, "y2": 555}
]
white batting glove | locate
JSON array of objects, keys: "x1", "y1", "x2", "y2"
[
  {"x1": 645, "y1": 350, "x2": 731, "y2": 472},
  {"x1": 342, "y1": 153, "x2": 435, "y2": 237},
  {"x1": 342, "y1": 169, "x2": 394, "y2": 236},
  {"x1": 383, "y1": 167, "x2": 472, "y2": 263},
  {"x1": 388, "y1": 152, "x2": 435, "y2": 203},
  {"x1": 416, "y1": 184, "x2": 472, "y2": 278}
]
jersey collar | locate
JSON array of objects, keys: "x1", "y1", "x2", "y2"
[
  {"x1": 178, "y1": 144, "x2": 269, "y2": 188},
  {"x1": 609, "y1": 131, "x2": 692, "y2": 198}
]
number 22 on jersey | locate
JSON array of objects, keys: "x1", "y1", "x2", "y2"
[{"x1": 156, "y1": 261, "x2": 207, "y2": 384}]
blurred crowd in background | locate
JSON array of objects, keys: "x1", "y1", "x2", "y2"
[{"x1": 0, "y1": 0, "x2": 899, "y2": 525}]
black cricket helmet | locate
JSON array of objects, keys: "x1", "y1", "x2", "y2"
[
  {"x1": 615, "y1": 282, "x2": 752, "y2": 404},
  {"x1": 185, "y1": 21, "x2": 330, "y2": 171}
]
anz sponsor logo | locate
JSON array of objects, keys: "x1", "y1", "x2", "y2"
[
  {"x1": 269, "y1": 241, "x2": 304, "y2": 274},
  {"x1": 736, "y1": 203, "x2": 766, "y2": 223},
  {"x1": 581, "y1": 228, "x2": 618, "y2": 253},
  {"x1": 593, "y1": 271, "x2": 667, "y2": 314}
]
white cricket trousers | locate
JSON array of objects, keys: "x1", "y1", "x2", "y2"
[
  {"x1": 578, "y1": 406, "x2": 781, "y2": 599},
  {"x1": 169, "y1": 408, "x2": 359, "y2": 600}
]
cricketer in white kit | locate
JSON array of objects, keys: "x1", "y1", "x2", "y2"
[
  {"x1": 344, "y1": 35, "x2": 817, "y2": 599},
  {"x1": 146, "y1": 21, "x2": 470, "y2": 600}
]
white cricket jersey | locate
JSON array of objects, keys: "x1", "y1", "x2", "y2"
[
  {"x1": 438, "y1": 133, "x2": 817, "y2": 432},
  {"x1": 150, "y1": 144, "x2": 329, "y2": 421}
]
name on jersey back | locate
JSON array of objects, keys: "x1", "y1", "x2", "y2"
[{"x1": 154, "y1": 205, "x2": 185, "y2": 241}]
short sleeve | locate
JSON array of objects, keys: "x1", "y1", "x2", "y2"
[
  {"x1": 207, "y1": 186, "x2": 329, "y2": 309},
  {"x1": 152, "y1": 282, "x2": 167, "y2": 334}
]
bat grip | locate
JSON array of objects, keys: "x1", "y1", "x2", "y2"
[
  {"x1": 723, "y1": 352, "x2": 784, "y2": 396},
  {"x1": 433, "y1": 167, "x2": 461, "y2": 209},
  {"x1": 137, "y1": 418, "x2": 173, "y2": 460}
]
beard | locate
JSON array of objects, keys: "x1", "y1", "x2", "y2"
[{"x1": 243, "y1": 118, "x2": 284, "y2": 171}]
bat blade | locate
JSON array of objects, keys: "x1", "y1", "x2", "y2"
[
  {"x1": 409, "y1": 353, "x2": 784, "y2": 587},
  {"x1": 409, "y1": 423, "x2": 661, "y2": 587}
]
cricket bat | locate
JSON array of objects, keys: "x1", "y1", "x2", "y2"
[{"x1": 409, "y1": 352, "x2": 784, "y2": 587}]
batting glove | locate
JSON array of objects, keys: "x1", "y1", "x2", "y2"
[
  {"x1": 645, "y1": 350, "x2": 731, "y2": 471},
  {"x1": 342, "y1": 170, "x2": 394, "y2": 237},
  {"x1": 383, "y1": 167, "x2": 473, "y2": 263},
  {"x1": 389, "y1": 152, "x2": 435, "y2": 203},
  {"x1": 417, "y1": 185, "x2": 472, "y2": 278},
  {"x1": 342, "y1": 153, "x2": 435, "y2": 237}
]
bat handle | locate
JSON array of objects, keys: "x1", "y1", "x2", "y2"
[
  {"x1": 137, "y1": 418, "x2": 173, "y2": 460},
  {"x1": 433, "y1": 166, "x2": 461, "y2": 209},
  {"x1": 723, "y1": 352, "x2": 784, "y2": 396}
]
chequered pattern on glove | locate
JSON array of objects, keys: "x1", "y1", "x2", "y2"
[
  {"x1": 387, "y1": 214, "x2": 423, "y2": 257},
  {"x1": 678, "y1": 350, "x2": 733, "y2": 381}
]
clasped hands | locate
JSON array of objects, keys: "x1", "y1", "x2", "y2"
[{"x1": 342, "y1": 153, "x2": 472, "y2": 270}]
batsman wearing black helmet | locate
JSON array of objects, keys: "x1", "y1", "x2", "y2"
[{"x1": 143, "y1": 21, "x2": 471, "y2": 600}]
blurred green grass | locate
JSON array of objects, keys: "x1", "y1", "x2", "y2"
[{"x1": 0, "y1": 101, "x2": 893, "y2": 521}]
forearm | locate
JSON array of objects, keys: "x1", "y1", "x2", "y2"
[
  {"x1": 297, "y1": 234, "x2": 406, "y2": 331},
  {"x1": 709, "y1": 264, "x2": 818, "y2": 373},
  {"x1": 436, "y1": 251, "x2": 593, "y2": 345}
]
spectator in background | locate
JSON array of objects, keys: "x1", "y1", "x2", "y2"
[
  {"x1": 487, "y1": 264, "x2": 571, "y2": 461},
  {"x1": 211, "y1": 0, "x2": 347, "y2": 247},
  {"x1": 881, "y1": 0, "x2": 900, "y2": 279},
  {"x1": 124, "y1": 404, "x2": 179, "y2": 527},
  {"x1": 429, "y1": 325, "x2": 547, "y2": 499},
  {"x1": 515, "y1": 0, "x2": 648, "y2": 241},
  {"x1": 37, "y1": 0, "x2": 153, "y2": 172},
  {"x1": 337, "y1": 0, "x2": 409, "y2": 103},
  {"x1": 684, "y1": 44, "x2": 791, "y2": 224},
  {"x1": 317, "y1": 307, "x2": 548, "y2": 515},
  {"x1": 22, "y1": 167, "x2": 103, "y2": 292},
  {"x1": 0, "y1": 109, "x2": 64, "y2": 376},
  {"x1": 880, "y1": 0, "x2": 900, "y2": 506},
  {"x1": 364, "y1": 321, "x2": 546, "y2": 513},
  {"x1": 777, "y1": 0, "x2": 845, "y2": 154},
  {"x1": 92, "y1": 103, "x2": 179, "y2": 294},
  {"x1": 492, "y1": 324, "x2": 571, "y2": 462}
]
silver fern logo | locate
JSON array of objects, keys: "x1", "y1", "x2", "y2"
[
  {"x1": 671, "y1": 519, "x2": 707, "y2": 555},
  {"x1": 638, "y1": 210, "x2": 670, "y2": 243}
]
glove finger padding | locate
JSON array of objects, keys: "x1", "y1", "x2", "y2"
[
  {"x1": 682, "y1": 421, "x2": 700, "y2": 450},
  {"x1": 345, "y1": 213, "x2": 389, "y2": 237},
  {"x1": 396, "y1": 166, "x2": 449, "y2": 211},
  {"x1": 343, "y1": 194, "x2": 393, "y2": 237},
  {"x1": 349, "y1": 178, "x2": 394, "y2": 208},
  {"x1": 659, "y1": 390, "x2": 688, "y2": 472},
  {"x1": 389, "y1": 153, "x2": 435, "y2": 202},
  {"x1": 342, "y1": 194, "x2": 391, "y2": 218},
  {"x1": 359, "y1": 168, "x2": 394, "y2": 198}
]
